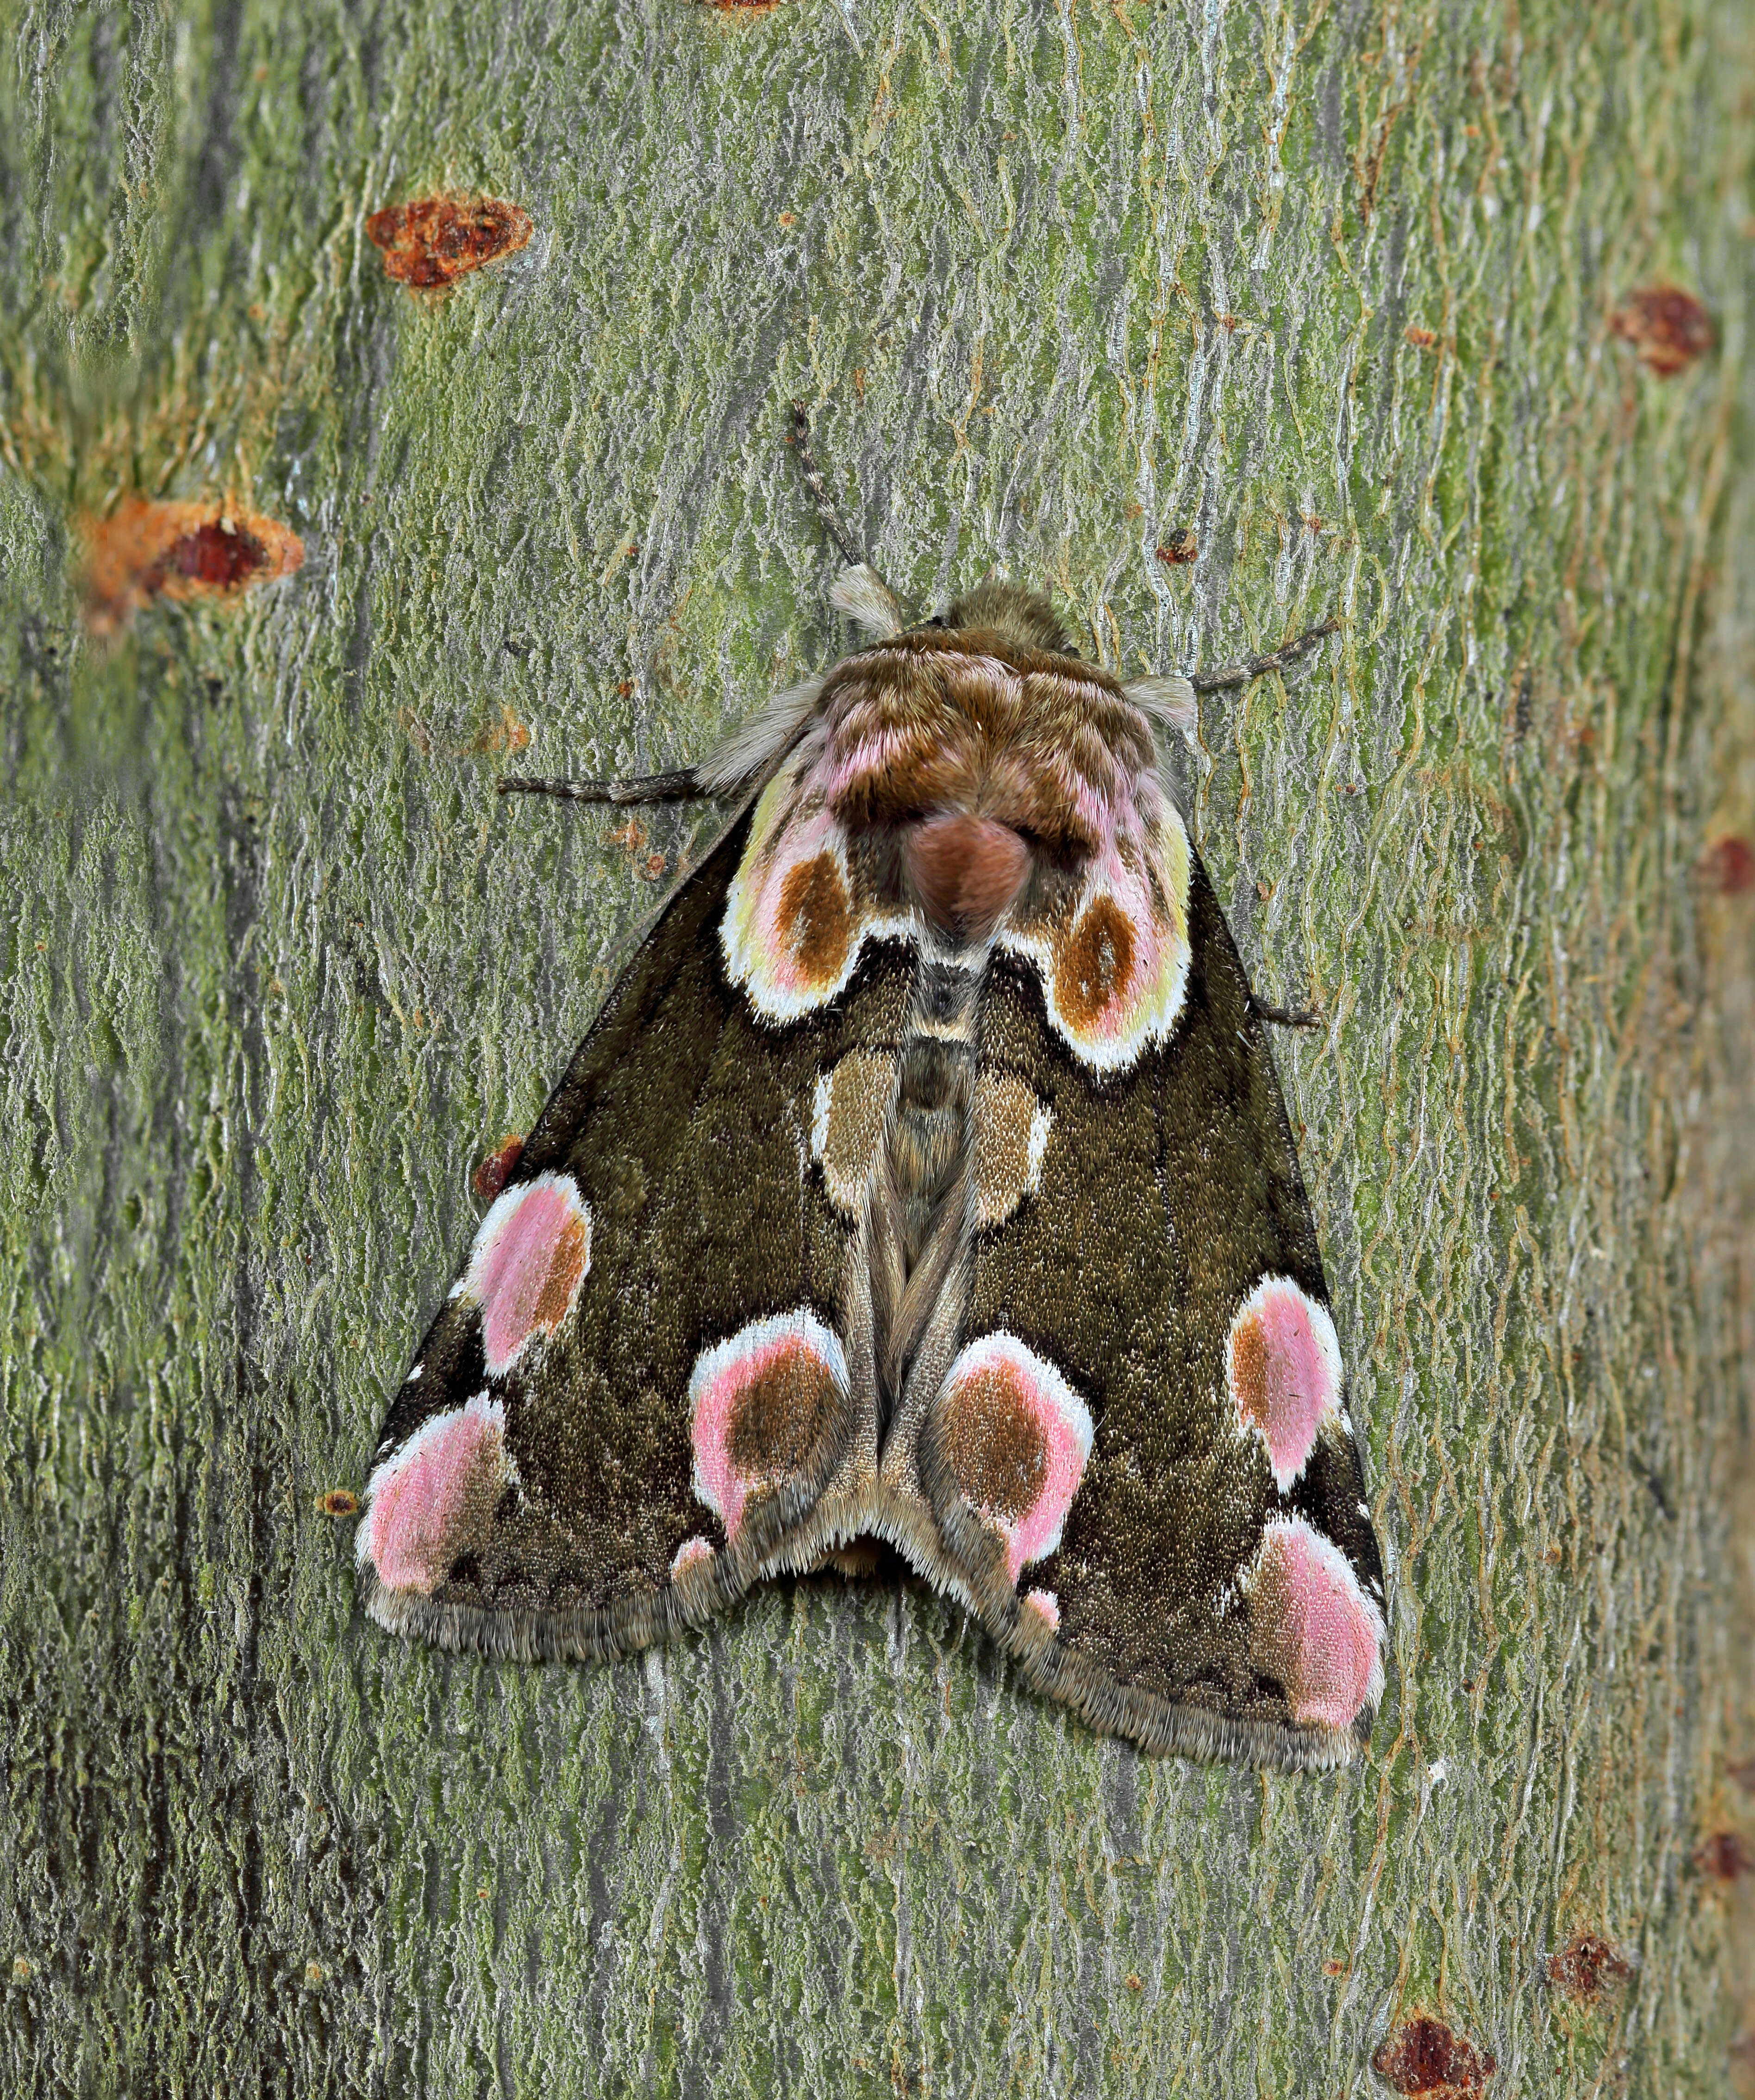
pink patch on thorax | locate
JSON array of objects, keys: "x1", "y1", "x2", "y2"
[
  {"x1": 1228, "y1": 1277, "x2": 1344, "y2": 1492},
  {"x1": 360, "y1": 1394, "x2": 506, "y2": 1595},
  {"x1": 1246, "y1": 1517, "x2": 1385, "y2": 1731},
  {"x1": 465, "y1": 1172, "x2": 593, "y2": 1376},
  {"x1": 817, "y1": 722, "x2": 920, "y2": 807}
]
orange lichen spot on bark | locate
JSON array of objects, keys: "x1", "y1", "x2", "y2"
[
  {"x1": 469, "y1": 704, "x2": 532, "y2": 754},
  {"x1": 1538, "y1": 1932, "x2": 1636, "y2": 2005},
  {"x1": 1610, "y1": 285, "x2": 1714, "y2": 376},
  {"x1": 315, "y1": 1489, "x2": 360, "y2": 1519},
  {"x1": 366, "y1": 197, "x2": 533, "y2": 289},
  {"x1": 1371, "y1": 2014, "x2": 1496, "y2": 2093},
  {"x1": 81, "y1": 499, "x2": 303, "y2": 636},
  {"x1": 1405, "y1": 325, "x2": 1441, "y2": 350},
  {"x1": 1694, "y1": 1830, "x2": 1753, "y2": 1881},
  {"x1": 1699, "y1": 836, "x2": 1755, "y2": 895},
  {"x1": 1155, "y1": 529, "x2": 1198, "y2": 566}
]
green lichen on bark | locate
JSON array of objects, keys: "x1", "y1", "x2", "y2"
[{"x1": 2, "y1": 0, "x2": 1752, "y2": 2092}]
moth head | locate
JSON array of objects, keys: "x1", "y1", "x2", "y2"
[{"x1": 933, "y1": 578, "x2": 1080, "y2": 659}]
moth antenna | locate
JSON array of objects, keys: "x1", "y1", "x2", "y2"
[
  {"x1": 1189, "y1": 616, "x2": 1340, "y2": 695},
  {"x1": 787, "y1": 401, "x2": 863, "y2": 567},
  {"x1": 787, "y1": 402, "x2": 910, "y2": 632},
  {"x1": 497, "y1": 767, "x2": 713, "y2": 806},
  {"x1": 1248, "y1": 994, "x2": 1321, "y2": 1031}
]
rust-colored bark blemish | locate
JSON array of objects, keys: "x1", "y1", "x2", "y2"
[
  {"x1": 1371, "y1": 2014, "x2": 1496, "y2": 2093},
  {"x1": 1695, "y1": 1831, "x2": 1753, "y2": 1881},
  {"x1": 315, "y1": 1489, "x2": 360, "y2": 1518},
  {"x1": 1699, "y1": 837, "x2": 1755, "y2": 895},
  {"x1": 693, "y1": 0, "x2": 790, "y2": 13},
  {"x1": 1155, "y1": 528, "x2": 1198, "y2": 566},
  {"x1": 1610, "y1": 286, "x2": 1714, "y2": 376},
  {"x1": 366, "y1": 197, "x2": 533, "y2": 288},
  {"x1": 1539, "y1": 1933, "x2": 1636, "y2": 2004},
  {"x1": 473, "y1": 1134, "x2": 525, "y2": 1205},
  {"x1": 469, "y1": 704, "x2": 532, "y2": 755},
  {"x1": 81, "y1": 499, "x2": 303, "y2": 636}
]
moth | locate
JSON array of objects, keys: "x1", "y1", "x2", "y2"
[{"x1": 356, "y1": 420, "x2": 1388, "y2": 1769}]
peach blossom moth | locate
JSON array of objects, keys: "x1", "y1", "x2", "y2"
[{"x1": 356, "y1": 413, "x2": 1387, "y2": 1768}]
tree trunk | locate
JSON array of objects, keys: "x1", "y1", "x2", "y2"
[{"x1": 3, "y1": 0, "x2": 1751, "y2": 2091}]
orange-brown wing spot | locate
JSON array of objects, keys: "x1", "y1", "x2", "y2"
[
  {"x1": 776, "y1": 852, "x2": 853, "y2": 985},
  {"x1": 725, "y1": 1346, "x2": 841, "y2": 1479},
  {"x1": 80, "y1": 499, "x2": 304, "y2": 636},
  {"x1": 366, "y1": 197, "x2": 533, "y2": 288},
  {"x1": 529, "y1": 1212, "x2": 590, "y2": 1333},
  {"x1": 940, "y1": 1363, "x2": 1049, "y2": 1524},
  {"x1": 1054, "y1": 893, "x2": 1137, "y2": 1034}
]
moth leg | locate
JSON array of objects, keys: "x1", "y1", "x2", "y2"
[
  {"x1": 1190, "y1": 616, "x2": 1340, "y2": 694},
  {"x1": 497, "y1": 766, "x2": 715, "y2": 805},
  {"x1": 1248, "y1": 993, "x2": 1320, "y2": 1031},
  {"x1": 787, "y1": 403, "x2": 910, "y2": 636}
]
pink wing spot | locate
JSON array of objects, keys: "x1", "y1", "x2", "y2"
[
  {"x1": 1002, "y1": 803, "x2": 1191, "y2": 1073},
  {"x1": 670, "y1": 1535, "x2": 715, "y2": 1576},
  {"x1": 462, "y1": 1172, "x2": 593, "y2": 1377},
  {"x1": 937, "y1": 1334, "x2": 1093, "y2": 1583},
  {"x1": 1228, "y1": 1277, "x2": 1345, "y2": 1492},
  {"x1": 1245, "y1": 1516, "x2": 1386, "y2": 1731},
  {"x1": 1023, "y1": 1587, "x2": 1061, "y2": 1633},
  {"x1": 357, "y1": 1393, "x2": 507, "y2": 1594},
  {"x1": 688, "y1": 1310, "x2": 849, "y2": 1541}
]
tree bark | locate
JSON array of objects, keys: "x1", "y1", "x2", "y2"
[{"x1": 2, "y1": 0, "x2": 1752, "y2": 2091}]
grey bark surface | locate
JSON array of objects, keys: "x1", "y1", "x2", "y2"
[{"x1": 2, "y1": 0, "x2": 1753, "y2": 2093}]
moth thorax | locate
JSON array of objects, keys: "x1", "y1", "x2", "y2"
[{"x1": 903, "y1": 811, "x2": 1031, "y2": 941}]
